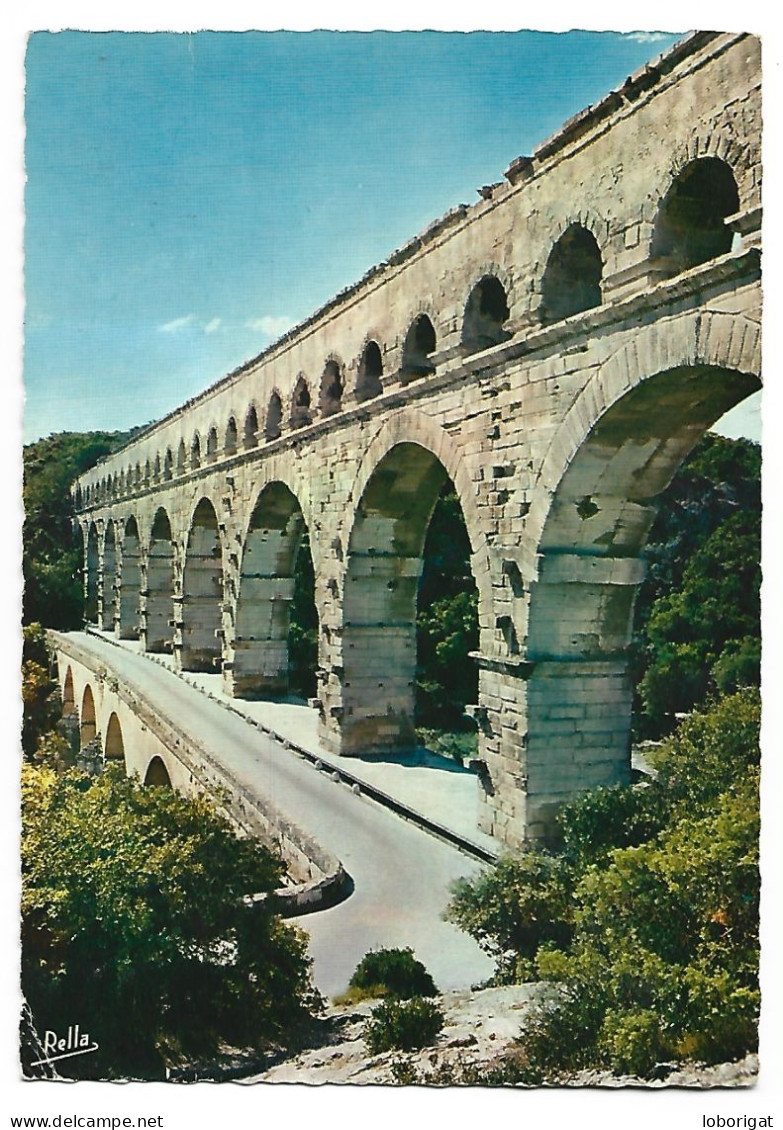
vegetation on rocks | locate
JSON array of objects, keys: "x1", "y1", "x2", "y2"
[
  {"x1": 447, "y1": 689, "x2": 760, "y2": 1080},
  {"x1": 363, "y1": 998, "x2": 445, "y2": 1055}
]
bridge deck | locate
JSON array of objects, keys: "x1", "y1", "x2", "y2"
[
  {"x1": 87, "y1": 628, "x2": 497, "y2": 856},
  {"x1": 61, "y1": 631, "x2": 496, "y2": 997}
]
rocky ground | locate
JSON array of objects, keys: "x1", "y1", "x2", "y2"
[{"x1": 243, "y1": 985, "x2": 758, "y2": 1088}]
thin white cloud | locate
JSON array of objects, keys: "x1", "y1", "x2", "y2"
[
  {"x1": 245, "y1": 315, "x2": 294, "y2": 339},
  {"x1": 622, "y1": 32, "x2": 674, "y2": 44},
  {"x1": 204, "y1": 317, "x2": 222, "y2": 335},
  {"x1": 158, "y1": 314, "x2": 195, "y2": 333}
]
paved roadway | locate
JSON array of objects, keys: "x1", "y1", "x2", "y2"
[{"x1": 65, "y1": 632, "x2": 496, "y2": 998}]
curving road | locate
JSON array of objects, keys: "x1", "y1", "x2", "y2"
[{"x1": 63, "y1": 632, "x2": 496, "y2": 997}]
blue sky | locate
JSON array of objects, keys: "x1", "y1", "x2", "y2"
[{"x1": 23, "y1": 28, "x2": 760, "y2": 443}]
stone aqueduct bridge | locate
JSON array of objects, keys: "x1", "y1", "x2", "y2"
[{"x1": 72, "y1": 32, "x2": 762, "y2": 847}]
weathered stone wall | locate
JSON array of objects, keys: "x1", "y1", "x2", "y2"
[{"x1": 72, "y1": 32, "x2": 762, "y2": 847}]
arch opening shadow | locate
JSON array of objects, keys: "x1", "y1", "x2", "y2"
[
  {"x1": 540, "y1": 224, "x2": 603, "y2": 326},
  {"x1": 356, "y1": 341, "x2": 383, "y2": 402},
  {"x1": 80, "y1": 685, "x2": 96, "y2": 749},
  {"x1": 244, "y1": 405, "x2": 259, "y2": 448},
  {"x1": 522, "y1": 365, "x2": 761, "y2": 836},
  {"x1": 291, "y1": 378, "x2": 312, "y2": 429},
  {"x1": 651, "y1": 157, "x2": 739, "y2": 279},
  {"x1": 265, "y1": 394, "x2": 283, "y2": 441},
  {"x1": 85, "y1": 524, "x2": 99, "y2": 623},
  {"x1": 319, "y1": 360, "x2": 344, "y2": 417},
  {"x1": 62, "y1": 667, "x2": 76, "y2": 716},
  {"x1": 416, "y1": 480, "x2": 479, "y2": 738},
  {"x1": 461, "y1": 276, "x2": 511, "y2": 354},
  {"x1": 104, "y1": 712, "x2": 126, "y2": 770},
  {"x1": 144, "y1": 756, "x2": 171, "y2": 787},
  {"x1": 206, "y1": 427, "x2": 219, "y2": 463}
]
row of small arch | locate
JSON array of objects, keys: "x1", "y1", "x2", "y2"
[
  {"x1": 77, "y1": 155, "x2": 741, "y2": 510},
  {"x1": 62, "y1": 671, "x2": 173, "y2": 787}
]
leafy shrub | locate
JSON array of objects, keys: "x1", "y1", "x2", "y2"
[
  {"x1": 558, "y1": 782, "x2": 670, "y2": 869},
  {"x1": 363, "y1": 998, "x2": 444, "y2": 1054},
  {"x1": 348, "y1": 947, "x2": 438, "y2": 1000},
  {"x1": 598, "y1": 1009, "x2": 667, "y2": 1077},
  {"x1": 447, "y1": 852, "x2": 575, "y2": 983},
  {"x1": 654, "y1": 688, "x2": 760, "y2": 814}
]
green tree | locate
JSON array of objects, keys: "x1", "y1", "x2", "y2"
[
  {"x1": 630, "y1": 434, "x2": 761, "y2": 736},
  {"x1": 23, "y1": 430, "x2": 134, "y2": 629},
  {"x1": 638, "y1": 509, "x2": 760, "y2": 728},
  {"x1": 22, "y1": 764, "x2": 320, "y2": 1079},
  {"x1": 633, "y1": 433, "x2": 760, "y2": 627}
]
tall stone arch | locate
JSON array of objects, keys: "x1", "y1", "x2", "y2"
[
  {"x1": 461, "y1": 274, "x2": 512, "y2": 354},
  {"x1": 144, "y1": 507, "x2": 175, "y2": 653},
  {"x1": 486, "y1": 310, "x2": 762, "y2": 845},
  {"x1": 319, "y1": 410, "x2": 492, "y2": 756},
  {"x1": 180, "y1": 497, "x2": 224, "y2": 672},
  {"x1": 228, "y1": 481, "x2": 312, "y2": 699},
  {"x1": 99, "y1": 521, "x2": 117, "y2": 632},
  {"x1": 118, "y1": 516, "x2": 142, "y2": 639}
]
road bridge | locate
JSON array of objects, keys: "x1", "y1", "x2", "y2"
[
  {"x1": 72, "y1": 32, "x2": 762, "y2": 846},
  {"x1": 51, "y1": 630, "x2": 495, "y2": 996}
]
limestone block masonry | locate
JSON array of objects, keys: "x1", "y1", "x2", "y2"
[{"x1": 73, "y1": 32, "x2": 762, "y2": 848}]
